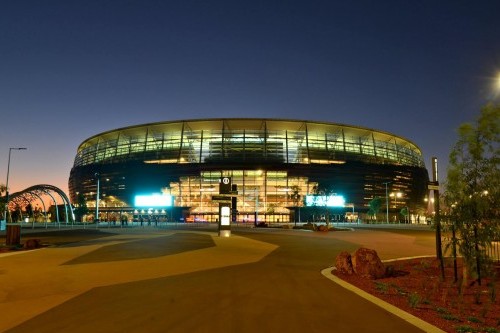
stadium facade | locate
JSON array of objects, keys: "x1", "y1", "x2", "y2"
[{"x1": 69, "y1": 119, "x2": 429, "y2": 223}]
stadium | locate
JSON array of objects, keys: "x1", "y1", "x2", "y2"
[{"x1": 68, "y1": 118, "x2": 429, "y2": 224}]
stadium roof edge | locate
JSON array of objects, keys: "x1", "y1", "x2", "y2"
[{"x1": 77, "y1": 118, "x2": 422, "y2": 153}]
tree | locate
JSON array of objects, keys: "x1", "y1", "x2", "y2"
[
  {"x1": 312, "y1": 183, "x2": 337, "y2": 226},
  {"x1": 400, "y1": 207, "x2": 409, "y2": 223},
  {"x1": 367, "y1": 197, "x2": 382, "y2": 222},
  {"x1": 74, "y1": 193, "x2": 89, "y2": 222},
  {"x1": 444, "y1": 104, "x2": 500, "y2": 286},
  {"x1": 0, "y1": 183, "x2": 5, "y2": 218},
  {"x1": 288, "y1": 185, "x2": 302, "y2": 224},
  {"x1": 25, "y1": 203, "x2": 33, "y2": 218}
]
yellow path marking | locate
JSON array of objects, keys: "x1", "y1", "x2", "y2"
[{"x1": 0, "y1": 232, "x2": 277, "y2": 331}]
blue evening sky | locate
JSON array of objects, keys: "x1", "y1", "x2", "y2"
[{"x1": 1, "y1": 0, "x2": 499, "y2": 194}]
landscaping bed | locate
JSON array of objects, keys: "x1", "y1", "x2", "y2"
[{"x1": 333, "y1": 257, "x2": 500, "y2": 333}]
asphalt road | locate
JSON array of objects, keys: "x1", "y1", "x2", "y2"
[{"x1": 0, "y1": 225, "x2": 438, "y2": 333}]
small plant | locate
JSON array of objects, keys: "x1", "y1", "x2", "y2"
[
  {"x1": 415, "y1": 259, "x2": 431, "y2": 271},
  {"x1": 441, "y1": 313, "x2": 460, "y2": 321},
  {"x1": 436, "y1": 307, "x2": 449, "y2": 314},
  {"x1": 488, "y1": 282, "x2": 496, "y2": 302},
  {"x1": 454, "y1": 325, "x2": 477, "y2": 333},
  {"x1": 408, "y1": 293, "x2": 420, "y2": 308},
  {"x1": 390, "y1": 283, "x2": 407, "y2": 295},
  {"x1": 374, "y1": 282, "x2": 388, "y2": 294},
  {"x1": 466, "y1": 316, "x2": 482, "y2": 323},
  {"x1": 482, "y1": 327, "x2": 499, "y2": 333}
]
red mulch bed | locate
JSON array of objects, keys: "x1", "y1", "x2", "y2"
[{"x1": 333, "y1": 257, "x2": 500, "y2": 333}]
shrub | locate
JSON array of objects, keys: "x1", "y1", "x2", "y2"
[
  {"x1": 454, "y1": 325, "x2": 477, "y2": 333},
  {"x1": 408, "y1": 293, "x2": 420, "y2": 308},
  {"x1": 374, "y1": 282, "x2": 388, "y2": 294}
]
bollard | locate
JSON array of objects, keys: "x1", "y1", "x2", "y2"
[{"x1": 6, "y1": 224, "x2": 21, "y2": 246}]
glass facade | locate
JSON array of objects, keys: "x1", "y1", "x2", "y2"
[
  {"x1": 168, "y1": 170, "x2": 311, "y2": 223},
  {"x1": 73, "y1": 119, "x2": 424, "y2": 168}
]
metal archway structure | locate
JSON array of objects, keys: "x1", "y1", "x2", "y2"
[{"x1": 6, "y1": 184, "x2": 75, "y2": 224}]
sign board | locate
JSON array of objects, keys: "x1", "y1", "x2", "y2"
[
  {"x1": 305, "y1": 195, "x2": 346, "y2": 207},
  {"x1": 428, "y1": 181, "x2": 440, "y2": 190},
  {"x1": 219, "y1": 177, "x2": 232, "y2": 194},
  {"x1": 220, "y1": 206, "x2": 231, "y2": 226},
  {"x1": 134, "y1": 194, "x2": 172, "y2": 207}
]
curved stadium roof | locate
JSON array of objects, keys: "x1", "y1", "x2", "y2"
[{"x1": 73, "y1": 118, "x2": 425, "y2": 168}]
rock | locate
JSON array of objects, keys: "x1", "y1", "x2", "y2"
[
  {"x1": 23, "y1": 239, "x2": 41, "y2": 249},
  {"x1": 335, "y1": 251, "x2": 354, "y2": 274},
  {"x1": 385, "y1": 264, "x2": 395, "y2": 277},
  {"x1": 318, "y1": 225, "x2": 328, "y2": 232},
  {"x1": 351, "y1": 247, "x2": 386, "y2": 279}
]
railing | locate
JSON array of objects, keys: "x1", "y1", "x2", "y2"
[{"x1": 486, "y1": 241, "x2": 500, "y2": 263}]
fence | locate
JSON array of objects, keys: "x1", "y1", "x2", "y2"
[{"x1": 486, "y1": 241, "x2": 500, "y2": 263}]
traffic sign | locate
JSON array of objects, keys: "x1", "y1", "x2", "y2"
[{"x1": 428, "y1": 182, "x2": 440, "y2": 190}]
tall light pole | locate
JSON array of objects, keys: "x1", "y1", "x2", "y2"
[
  {"x1": 3, "y1": 147, "x2": 27, "y2": 225},
  {"x1": 382, "y1": 181, "x2": 391, "y2": 224},
  {"x1": 95, "y1": 172, "x2": 100, "y2": 226},
  {"x1": 431, "y1": 157, "x2": 445, "y2": 279}
]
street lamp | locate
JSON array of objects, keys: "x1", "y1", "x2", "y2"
[
  {"x1": 3, "y1": 147, "x2": 27, "y2": 226},
  {"x1": 390, "y1": 192, "x2": 402, "y2": 208}
]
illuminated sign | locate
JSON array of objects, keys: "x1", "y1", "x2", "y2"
[
  {"x1": 220, "y1": 206, "x2": 231, "y2": 226},
  {"x1": 219, "y1": 177, "x2": 232, "y2": 194},
  {"x1": 305, "y1": 195, "x2": 346, "y2": 207},
  {"x1": 134, "y1": 194, "x2": 172, "y2": 207}
]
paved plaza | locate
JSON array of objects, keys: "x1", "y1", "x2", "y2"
[{"x1": 0, "y1": 225, "x2": 441, "y2": 332}]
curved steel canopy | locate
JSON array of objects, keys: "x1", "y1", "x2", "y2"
[{"x1": 5, "y1": 184, "x2": 75, "y2": 224}]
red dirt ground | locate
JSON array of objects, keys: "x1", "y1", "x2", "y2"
[{"x1": 333, "y1": 257, "x2": 500, "y2": 333}]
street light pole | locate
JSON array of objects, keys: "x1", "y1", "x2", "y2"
[
  {"x1": 95, "y1": 172, "x2": 100, "y2": 227},
  {"x1": 3, "y1": 147, "x2": 27, "y2": 225},
  {"x1": 431, "y1": 157, "x2": 445, "y2": 279},
  {"x1": 382, "y1": 181, "x2": 391, "y2": 224}
]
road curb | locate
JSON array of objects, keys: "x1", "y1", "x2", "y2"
[{"x1": 321, "y1": 266, "x2": 447, "y2": 333}]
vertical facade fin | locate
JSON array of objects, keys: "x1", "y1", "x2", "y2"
[
  {"x1": 199, "y1": 130, "x2": 204, "y2": 163},
  {"x1": 305, "y1": 123, "x2": 310, "y2": 163},
  {"x1": 178, "y1": 122, "x2": 185, "y2": 163},
  {"x1": 285, "y1": 130, "x2": 289, "y2": 164}
]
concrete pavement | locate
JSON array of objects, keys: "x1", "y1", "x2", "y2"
[{"x1": 0, "y1": 226, "x2": 440, "y2": 332}]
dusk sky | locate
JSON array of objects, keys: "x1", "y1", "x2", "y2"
[{"x1": 1, "y1": 0, "x2": 499, "y2": 196}]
